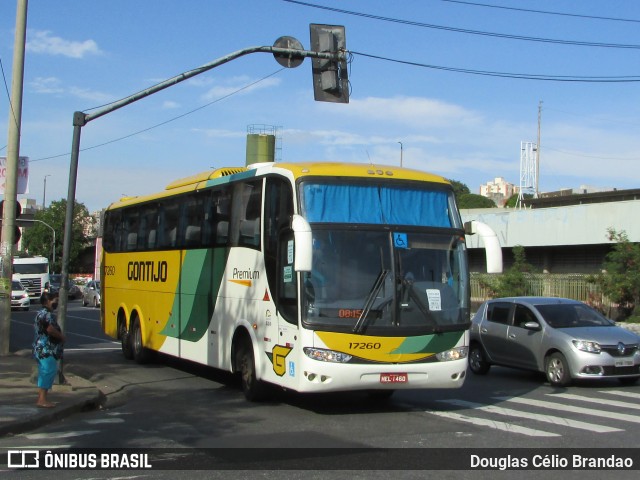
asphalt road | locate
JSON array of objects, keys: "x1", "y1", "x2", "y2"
[{"x1": 5, "y1": 302, "x2": 640, "y2": 479}]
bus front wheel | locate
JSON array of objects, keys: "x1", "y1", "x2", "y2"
[
  {"x1": 237, "y1": 343, "x2": 268, "y2": 402},
  {"x1": 131, "y1": 316, "x2": 150, "y2": 364}
]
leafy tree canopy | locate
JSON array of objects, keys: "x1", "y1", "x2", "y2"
[
  {"x1": 481, "y1": 245, "x2": 536, "y2": 298},
  {"x1": 505, "y1": 193, "x2": 534, "y2": 208},
  {"x1": 458, "y1": 193, "x2": 496, "y2": 209},
  {"x1": 447, "y1": 179, "x2": 470, "y2": 201},
  {"x1": 591, "y1": 228, "x2": 640, "y2": 320},
  {"x1": 21, "y1": 199, "x2": 93, "y2": 273}
]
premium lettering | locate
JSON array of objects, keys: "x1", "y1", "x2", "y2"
[
  {"x1": 127, "y1": 261, "x2": 168, "y2": 282},
  {"x1": 233, "y1": 267, "x2": 259, "y2": 280}
]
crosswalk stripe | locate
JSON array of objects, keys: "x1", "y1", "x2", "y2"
[
  {"x1": 437, "y1": 399, "x2": 622, "y2": 433},
  {"x1": 426, "y1": 410, "x2": 560, "y2": 437},
  {"x1": 547, "y1": 393, "x2": 640, "y2": 410},
  {"x1": 599, "y1": 390, "x2": 640, "y2": 400},
  {"x1": 494, "y1": 396, "x2": 640, "y2": 423}
]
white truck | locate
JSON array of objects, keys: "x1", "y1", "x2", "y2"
[{"x1": 13, "y1": 256, "x2": 51, "y2": 298}]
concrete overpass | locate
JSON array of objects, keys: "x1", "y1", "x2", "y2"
[{"x1": 462, "y1": 199, "x2": 640, "y2": 274}]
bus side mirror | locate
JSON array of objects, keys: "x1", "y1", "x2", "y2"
[{"x1": 291, "y1": 214, "x2": 312, "y2": 272}]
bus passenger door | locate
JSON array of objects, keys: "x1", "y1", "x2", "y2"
[{"x1": 270, "y1": 230, "x2": 298, "y2": 385}]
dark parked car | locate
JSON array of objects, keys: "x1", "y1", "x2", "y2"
[
  {"x1": 469, "y1": 297, "x2": 640, "y2": 386},
  {"x1": 48, "y1": 274, "x2": 82, "y2": 300}
]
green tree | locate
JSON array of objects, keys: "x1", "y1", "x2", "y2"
[
  {"x1": 481, "y1": 245, "x2": 535, "y2": 298},
  {"x1": 505, "y1": 193, "x2": 533, "y2": 208},
  {"x1": 592, "y1": 228, "x2": 640, "y2": 321},
  {"x1": 447, "y1": 179, "x2": 470, "y2": 202},
  {"x1": 21, "y1": 199, "x2": 94, "y2": 273},
  {"x1": 458, "y1": 193, "x2": 496, "y2": 209}
]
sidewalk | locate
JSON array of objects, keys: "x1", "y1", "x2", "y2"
[{"x1": 0, "y1": 350, "x2": 104, "y2": 437}]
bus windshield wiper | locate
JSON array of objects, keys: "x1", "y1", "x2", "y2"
[{"x1": 353, "y1": 269, "x2": 389, "y2": 334}]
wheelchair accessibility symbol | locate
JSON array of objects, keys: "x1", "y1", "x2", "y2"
[{"x1": 394, "y1": 233, "x2": 408, "y2": 249}]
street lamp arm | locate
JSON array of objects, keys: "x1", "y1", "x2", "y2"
[
  {"x1": 17, "y1": 219, "x2": 56, "y2": 265},
  {"x1": 79, "y1": 46, "x2": 344, "y2": 125}
]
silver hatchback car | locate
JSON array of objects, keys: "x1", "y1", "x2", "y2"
[
  {"x1": 82, "y1": 280, "x2": 101, "y2": 308},
  {"x1": 469, "y1": 297, "x2": 640, "y2": 386}
]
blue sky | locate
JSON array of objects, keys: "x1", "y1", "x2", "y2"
[{"x1": 2, "y1": 0, "x2": 639, "y2": 212}]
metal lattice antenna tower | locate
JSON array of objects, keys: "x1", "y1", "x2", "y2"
[{"x1": 517, "y1": 141, "x2": 538, "y2": 208}]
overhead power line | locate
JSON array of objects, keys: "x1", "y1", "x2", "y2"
[
  {"x1": 30, "y1": 68, "x2": 285, "y2": 163},
  {"x1": 439, "y1": 0, "x2": 640, "y2": 24},
  {"x1": 351, "y1": 51, "x2": 640, "y2": 82},
  {"x1": 283, "y1": 0, "x2": 640, "y2": 49}
]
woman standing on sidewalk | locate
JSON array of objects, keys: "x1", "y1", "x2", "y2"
[{"x1": 32, "y1": 291, "x2": 65, "y2": 408}]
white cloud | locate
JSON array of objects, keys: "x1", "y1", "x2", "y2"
[
  {"x1": 26, "y1": 30, "x2": 102, "y2": 58},
  {"x1": 201, "y1": 76, "x2": 281, "y2": 101},
  {"x1": 29, "y1": 76, "x2": 113, "y2": 103},
  {"x1": 30, "y1": 77, "x2": 64, "y2": 94},
  {"x1": 162, "y1": 101, "x2": 181, "y2": 109},
  {"x1": 192, "y1": 128, "x2": 246, "y2": 139},
  {"x1": 341, "y1": 96, "x2": 483, "y2": 128},
  {"x1": 68, "y1": 86, "x2": 113, "y2": 103}
]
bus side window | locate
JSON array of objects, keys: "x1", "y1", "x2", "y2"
[
  {"x1": 232, "y1": 181, "x2": 262, "y2": 249},
  {"x1": 123, "y1": 208, "x2": 139, "y2": 252},
  {"x1": 159, "y1": 203, "x2": 179, "y2": 248},
  {"x1": 139, "y1": 205, "x2": 158, "y2": 251},
  {"x1": 181, "y1": 195, "x2": 203, "y2": 248},
  {"x1": 208, "y1": 188, "x2": 231, "y2": 246},
  {"x1": 103, "y1": 209, "x2": 122, "y2": 252}
]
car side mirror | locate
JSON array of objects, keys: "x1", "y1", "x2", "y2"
[{"x1": 523, "y1": 321, "x2": 541, "y2": 331}]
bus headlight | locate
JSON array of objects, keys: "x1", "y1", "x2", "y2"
[
  {"x1": 436, "y1": 346, "x2": 468, "y2": 362},
  {"x1": 304, "y1": 347, "x2": 352, "y2": 363}
]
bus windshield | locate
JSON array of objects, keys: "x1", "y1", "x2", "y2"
[{"x1": 301, "y1": 228, "x2": 469, "y2": 335}]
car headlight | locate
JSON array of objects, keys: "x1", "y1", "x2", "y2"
[
  {"x1": 304, "y1": 347, "x2": 352, "y2": 363},
  {"x1": 436, "y1": 346, "x2": 468, "y2": 362},
  {"x1": 573, "y1": 340, "x2": 601, "y2": 353},
  {"x1": 21, "y1": 293, "x2": 29, "y2": 299}
]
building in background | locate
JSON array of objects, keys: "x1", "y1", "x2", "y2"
[{"x1": 479, "y1": 177, "x2": 516, "y2": 207}]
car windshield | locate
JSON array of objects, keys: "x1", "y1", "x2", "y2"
[{"x1": 535, "y1": 303, "x2": 613, "y2": 328}]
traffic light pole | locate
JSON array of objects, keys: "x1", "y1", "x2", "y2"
[
  {"x1": 0, "y1": 0, "x2": 28, "y2": 357},
  {"x1": 57, "y1": 41, "x2": 348, "y2": 331}
]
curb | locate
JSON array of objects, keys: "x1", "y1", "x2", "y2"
[{"x1": 0, "y1": 391, "x2": 104, "y2": 438}]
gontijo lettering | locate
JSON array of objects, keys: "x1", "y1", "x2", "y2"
[{"x1": 127, "y1": 261, "x2": 168, "y2": 282}]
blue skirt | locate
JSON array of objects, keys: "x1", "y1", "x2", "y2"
[{"x1": 37, "y1": 356, "x2": 58, "y2": 390}]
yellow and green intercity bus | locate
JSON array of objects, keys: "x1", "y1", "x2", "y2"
[{"x1": 101, "y1": 161, "x2": 495, "y2": 401}]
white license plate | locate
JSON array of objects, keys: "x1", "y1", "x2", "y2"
[
  {"x1": 615, "y1": 360, "x2": 633, "y2": 367},
  {"x1": 380, "y1": 373, "x2": 408, "y2": 384}
]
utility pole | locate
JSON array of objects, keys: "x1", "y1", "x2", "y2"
[
  {"x1": 398, "y1": 141, "x2": 403, "y2": 167},
  {"x1": 0, "y1": 0, "x2": 28, "y2": 357}
]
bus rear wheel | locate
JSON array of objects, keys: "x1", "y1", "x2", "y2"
[
  {"x1": 120, "y1": 320, "x2": 133, "y2": 360},
  {"x1": 237, "y1": 342, "x2": 268, "y2": 402}
]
